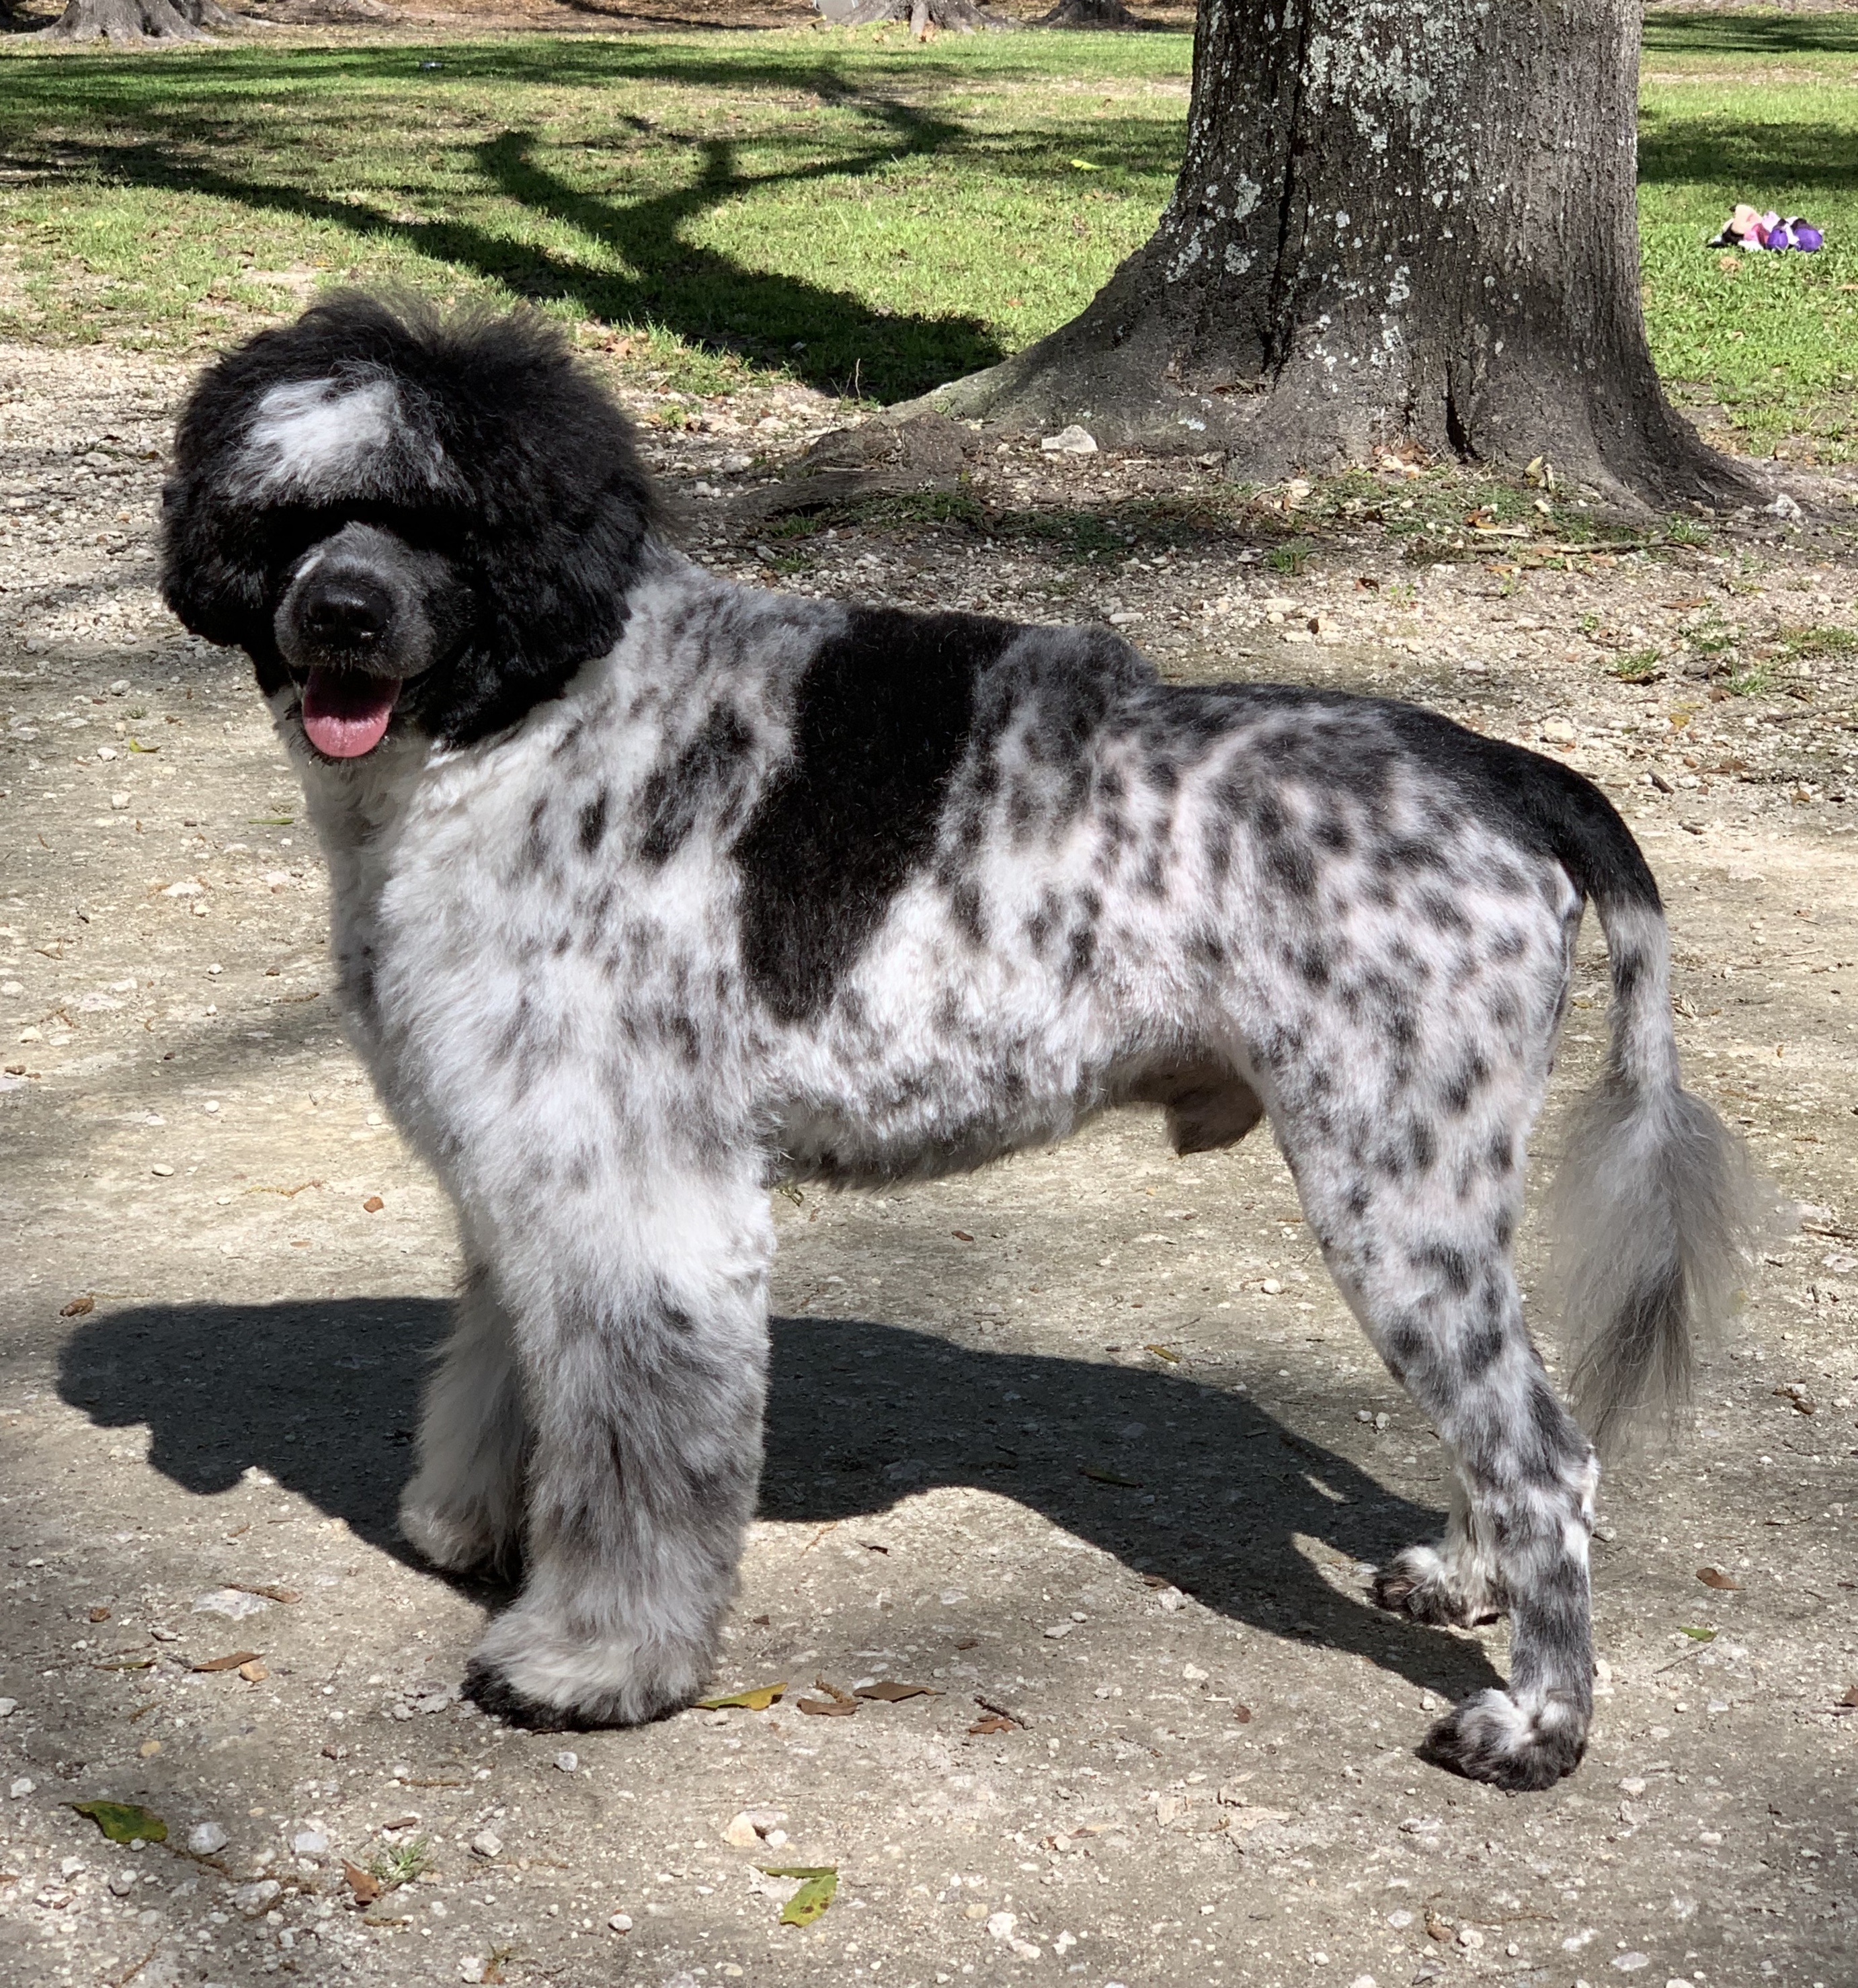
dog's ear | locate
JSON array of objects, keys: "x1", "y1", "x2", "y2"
[{"x1": 432, "y1": 315, "x2": 661, "y2": 745}]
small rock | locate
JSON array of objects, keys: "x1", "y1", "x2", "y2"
[
  {"x1": 192, "y1": 1588, "x2": 272, "y2": 1622},
  {"x1": 1039, "y1": 425, "x2": 1098, "y2": 456},
  {"x1": 1612, "y1": 1958, "x2": 1650, "y2": 1975},
  {"x1": 1618, "y1": 1776, "x2": 1647, "y2": 1797},
  {"x1": 554, "y1": 1749, "x2": 579, "y2": 1773},
  {"x1": 1042, "y1": 1621, "x2": 1074, "y2": 1639},
  {"x1": 109, "y1": 1871, "x2": 136, "y2": 1897},
  {"x1": 231, "y1": 1878, "x2": 282, "y2": 1915},
  {"x1": 471, "y1": 1830, "x2": 503, "y2": 1860},
  {"x1": 1541, "y1": 718, "x2": 1577, "y2": 746},
  {"x1": 9, "y1": 1778, "x2": 34, "y2": 1798},
  {"x1": 1182, "y1": 1663, "x2": 1208, "y2": 1682},
  {"x1": 722, "y1": 1813, "x2": 760, "y2": 1848},
  {"x1": 291, "y1": 1830, "x2": 329, "y2": 1858},
  {"x1": 1387, "y1": 1909, "x2": 1414, "y2": 1929},
  {"x1": 0, "y1": 1699, "x2": 15, "y2": 1718},
  {"x1": 187, "y1": 1822, "x2": 229, "y2": 1856},
  {"x1": 110, "y1": 792, "x2": 130, "y2": 811},
  {"x1": 1457, "y1": 1927, "x2": 1485, "y2": 1949},
  {"x1": 986, "y1": 1911, "x2": 1018, "y2": 1940},
  {"x1": 608, "y1": 1911, "x2": 633, "y2": 1933},
  {"x1": 459, "y1": 1960, "x2": 487, "y2": 1985}
]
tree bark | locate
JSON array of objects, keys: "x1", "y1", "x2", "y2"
[
  {"x1": 816, "y1": 0, "x2": 1012, "y2": 32},
  {"x1": 925, "y1": 0, "x2": 1752, "y2": 507},
  {"x1": 42, "y1": 0, "x2": 239, "y2": 40},
  {"x1": 1037, "y1": 0, "x2": 1147, "y2": 28}
]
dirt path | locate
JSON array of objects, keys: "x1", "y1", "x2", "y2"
[{"x1": 2, "y1": 340, "x2": 1856, "y2": 1988}]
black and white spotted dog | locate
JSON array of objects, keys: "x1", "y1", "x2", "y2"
[{"x1": 159, "y1": 294, "x2": 1761, "y2": 1792}]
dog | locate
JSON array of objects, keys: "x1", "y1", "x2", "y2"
[{"x1": 159, "y1": 293, "x2": 1761, "y2": 1791}]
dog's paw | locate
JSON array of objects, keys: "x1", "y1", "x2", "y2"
[
  {"x1": 1418, "y1": 1688, "x2": 1586, "y2": 1792},
  {"x1": 399, "y1": 1490, "x2": 519, "y2": 1579},
  {"x1": 1371, "y1": 1544, "x2": 1500, "y2": 1628},
  {"x1": 461, "y1": 1609, "x2": 708, "y2": 1730}
]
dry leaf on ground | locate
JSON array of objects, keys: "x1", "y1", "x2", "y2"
[
  {"x1": 343, "y1": 1860, "x2": 382, "y2": 1905},
  {"x1": 696, "y1": 1682, "x2": 786, "y2": 1712},
  {"x1": 1697, "y1": 1568, "x2": 1742, "y2": 1590},
  {"x1": 796, "y1": 1678, "x2": 858, "y2": 1717},
  {"x1": 855, "y1": 1680, "x2": 941, "y2": 1702},
  {"x1": 192, "y1": 1650, "x2": 262, "y2": 1672}
]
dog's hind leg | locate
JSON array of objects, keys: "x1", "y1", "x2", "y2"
[
  {"x1": 460, "y1": 1162, "x2": 774, "y2": 1730},
  {"x1": 399, "y1": 1257, "x2": 528, "y2": 1577},
  {"x1": 1280, "y1": 1070, "x2": 1597, "y2": 1792}
]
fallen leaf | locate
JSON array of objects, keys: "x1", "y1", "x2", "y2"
[
  {"x1": 343, "y1": 1860, "x2": 382, "y2": 1905},
  {"x1": 239, "y1": 1661, "x2": 268, "y2": 1683},
  {"x1": 1142, "y1": 1343, "x2": 1180, "y2": 1363},
  {"x1": 60, "y1": 1295, "x2": 95, "y2": 1318},
  {"x1": 87, "y1": 1607, "x2": 111, "y2": 1623},
  {"x1": 1067, "y1": 158, "x2": 1102, "y2": 171},
  {"x1": 1678, "y1": 1625, "x2": 1718, "y2": 1641},
  {"x1": 951, "y1": 1229, "x2": 975, "y2": 1242},
  {"x1": 796, "y1": 1677, "x2": 858, "y2": 1717},
  {"x1": 1697, "y1": 1568, "x2": 1741, "y2": 1591},
  {"x1": 1831, "y1": 1685, "x2": 1858, "y2": 1714},
  {"x1": 696, "y1": 1682, "x2": 786, "y2": 1712},
  {"x1": 235, "y1": 1584, "x2": 301, "y2": 1604},
  {"x1": 969, "y1": 1714, "x2": 1016, "y2": 1735},
  {"x1": 955, "y1": 1638, "x2": 979, "y2": 1650},
  {"x1": 761, "y1": 1864, "x2": 838, "y2": 1927},
  {"x1": 1425, "y1": 1913, "x2": 1453, "y2": 1941},
  {"x1": 1081, "y1": 1465, "x2": 1144, "y2": 1487},
  {"x1": 1233, "y1": 1704, "x2": 1253, "y2": 1724},
  {"x1": 192, "y1": 1650, "x2": 262, "y2": 1672},
  {"x1": 93, "y1": 1655, "x2": 155, "y2": 1671},
  {"x1": 71, "y1": 1800, "x2": 167, "y2": 1844},
  {"x1": 362, "y1": 1196, "x2": 385, "y2": 1214},
  {"x1": 854, "y1": 1680, "x2": 942, "y2": 1702}
]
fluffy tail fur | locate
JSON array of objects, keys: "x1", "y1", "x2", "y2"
[{"x1": 1549, "y1": 892, "x2": 1769, "y2": 1455}]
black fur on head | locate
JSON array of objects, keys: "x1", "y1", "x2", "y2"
[{"x1": 160, "y1": 291, "x2": 660, "y2": 754}]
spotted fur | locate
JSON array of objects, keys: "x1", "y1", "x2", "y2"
[{"x1": 160, "y1": 295, "x2": 1765, "y2": 1788}]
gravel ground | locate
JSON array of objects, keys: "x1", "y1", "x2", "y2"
[{"x1": 2, "y1": 338, "x2": 1857, "y2": 1988}]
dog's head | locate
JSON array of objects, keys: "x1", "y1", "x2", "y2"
[{"x1": 160, "y1": 292, "x2": 659, "y2": 759}]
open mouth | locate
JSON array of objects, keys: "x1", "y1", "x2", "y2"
[{"x1": 300, "y1": 667, "x2": 403, "y2": 759}]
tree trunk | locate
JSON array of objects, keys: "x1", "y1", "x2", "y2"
[
  {"x1": 926, "y1": 0, "x2": 1752, "y2": 507},
  {"x1": 42, "y1": 0, "x2": 238, "y2": 40},
  {"x1": 1037, "y1": 0, "x2": 1147, "y2": 28},
  {"x1": 817, "y1": 0, "x2": 1012, "y2": 31}
]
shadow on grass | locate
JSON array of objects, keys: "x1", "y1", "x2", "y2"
[
  {"x1": 3, "y1": 73, "x2": 1016, "y2": 399},
  {"x1": 58, "y1": 1296, "x2": 1499, "y2": 1704},
  {"x1": 1642, "y1": 10, "x2": 1858, "y2": 63},
  {"x1": 1640, "y1": 112, "x2": 1858, "y2": 196}
]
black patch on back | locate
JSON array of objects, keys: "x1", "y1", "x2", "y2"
[{"x1": 734, "y1": 607, "x2": 1016, "y2": 1021}]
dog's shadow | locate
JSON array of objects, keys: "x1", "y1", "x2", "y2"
[{"x1": 58, "y1": 1298, "x2": 1499, "y2": 1700}]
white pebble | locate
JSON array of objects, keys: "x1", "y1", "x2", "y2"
[
  {"x1": 553, "y1": 1750, "x2": 578, "y2": 1774},
  {"x1": 471, "y1": 1830, "x2": 503, "y2": 1860},
  {"x1": 231, "y1": 1878, "x2": 282, "y2": 1915},
  {"x1": 607, "y1": 1912, "x2": 633, "y2": 1933},
  {"x1": 291, "y1": 1830, "x2": 328, "y2": 1858},
  {"x1": 1612, "y1": 1958, "x2": 1650, "y2": 1975},
  {"x1": 187, "y1": 1822, "x2": 229, "y2": 1856},
  {"x1": 0, "y1": 1699, "x2": 15, "y2": 1718},
  {"x1": 9, "y1": 1778, "x2": 34, "y2": 1798},
  {"x1": 1457, "y1": 1926, "x2": 1485, "y2": 1948},
  {"x1": 1043, "y1": 1621, "x2": 1074, "y2": 1639},
  {"x1": 1182, "y1": 1663, "x2": 1208, "y2": 1682}
]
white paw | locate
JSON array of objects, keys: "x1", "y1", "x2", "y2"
[{"x1": 463, "y1": 1605, "x2": 710, "y2": 1729}]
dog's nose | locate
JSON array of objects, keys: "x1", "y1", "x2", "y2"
[{"x1": 300, "y1": 573, "x2": 392, "y2": 649}]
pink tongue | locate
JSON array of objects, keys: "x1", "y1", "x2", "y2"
[{"x1": 302, "y1": 669, "x2": 401, "y2": 759}]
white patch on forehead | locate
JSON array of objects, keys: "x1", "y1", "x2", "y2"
[{"x1": 239, "y1": 376, "x2": 426, "y2": 500}]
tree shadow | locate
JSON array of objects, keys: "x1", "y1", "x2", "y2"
[
  {"x1": 58, "y1": 1296, "x2": 1501, "y2": 1702},
  {"x1": 26, "y1": 98, "x2": 1008, "y2": 400},
  {"x1": 1642, "y1": 10, "x2": 1858, "y2": 63}
]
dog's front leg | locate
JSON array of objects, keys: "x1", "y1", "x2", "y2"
[{"x1": 462, "y1": 1165, "x2": 774, "y2": 1729}]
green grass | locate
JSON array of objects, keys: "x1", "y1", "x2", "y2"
[
  {"x1": 1641, "y1": 9, "x2": 1858, "y2": 459},
  {"x1": 0, "y1": 29, "x2": 1190, "y2": 401},
  {"x1": 0, "y1": 11, "x2": 1853, "y2": 454}
]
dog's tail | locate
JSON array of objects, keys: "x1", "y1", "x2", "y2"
[{"x1": 1545, "y1": 817, "x2": 1769, "y2": 1455}]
